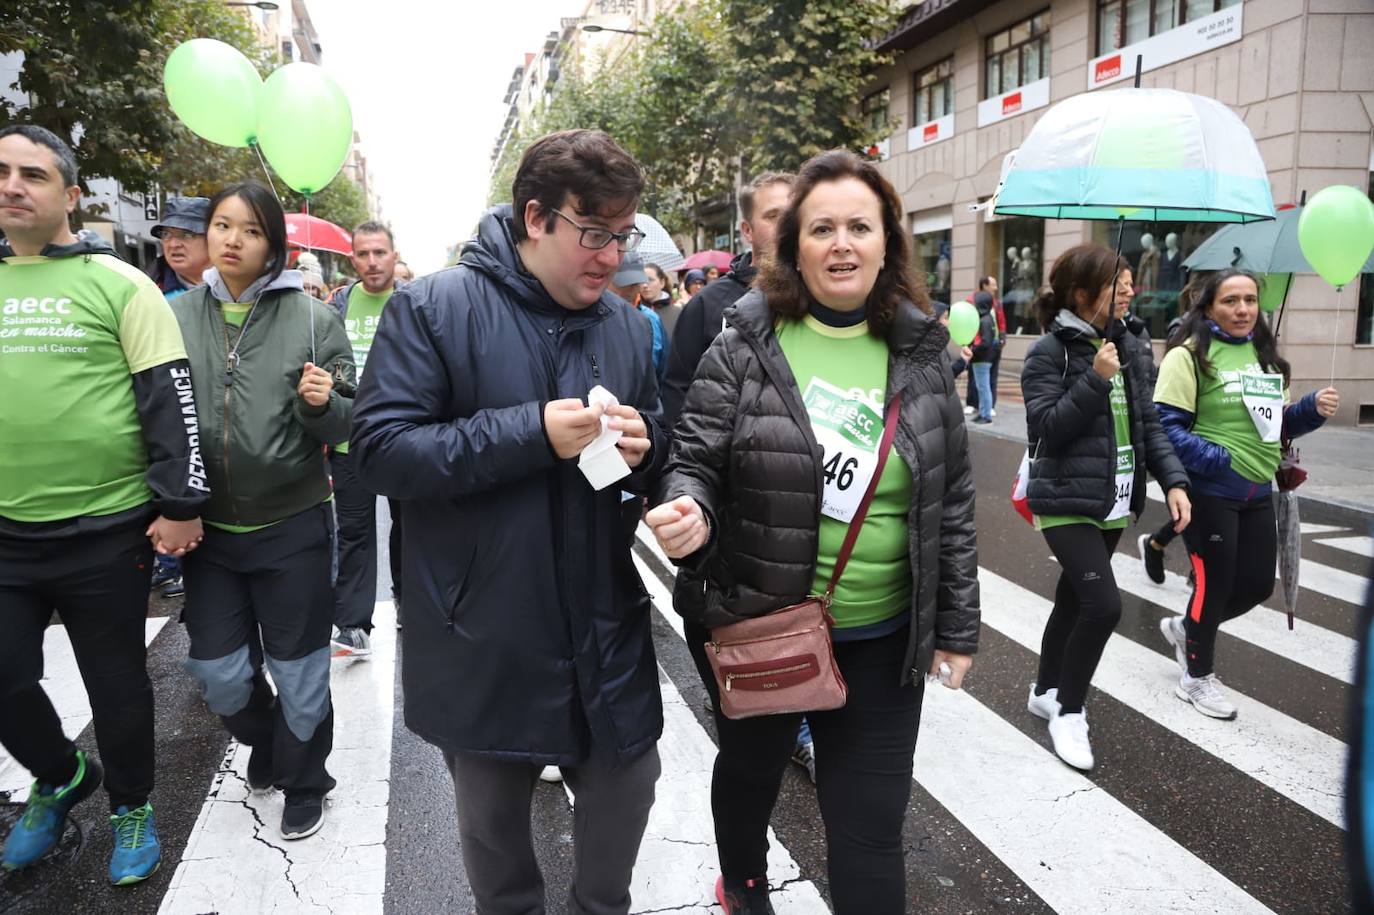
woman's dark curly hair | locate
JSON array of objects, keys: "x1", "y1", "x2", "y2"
[
  {"x1": 1166, "y1": 268, "x2": 1290, "y2": 385},
  {"x1": 756, "y1": 149, "x2": 927, "y2": 338}
]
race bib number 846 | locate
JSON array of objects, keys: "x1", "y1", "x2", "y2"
[{"x1": 802, "y1": 378, "x2": 883, "y2": 524}]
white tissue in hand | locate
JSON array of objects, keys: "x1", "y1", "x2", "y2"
[{"x1": 578, "y1": 385, "x2": 632, "y2": 490}]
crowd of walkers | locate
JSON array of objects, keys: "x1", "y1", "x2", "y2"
[{"x1": 0, "y1": 119, "x2": 1343, "y2": 914}]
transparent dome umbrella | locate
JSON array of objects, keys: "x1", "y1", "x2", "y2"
[{"x1": 633, "y1": 214, "x2": 687, "y2": 272}]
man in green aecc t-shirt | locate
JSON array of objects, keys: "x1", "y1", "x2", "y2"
[{"x1": 0, "y1": 124, "x2": 209, "y2": 886}]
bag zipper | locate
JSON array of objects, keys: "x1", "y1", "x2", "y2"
[{"x1": 725, "y1": 662, "x2": 812, "y2": 692}]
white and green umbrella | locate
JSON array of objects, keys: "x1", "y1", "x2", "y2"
[{"x1": 994, "y1": 87, "x2": 1275, "y2": 224}]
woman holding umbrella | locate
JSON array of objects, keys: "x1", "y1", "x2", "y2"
[
  {"x1": 1021, "y1": 244, "x2": 1191, "y2": 772},
  {"x1": 1153, "y1": 268, "x2": 1338, "y2": 719}
]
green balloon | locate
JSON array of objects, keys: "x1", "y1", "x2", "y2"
[
  {"x1": 948, "y1": 301, "x2": 980, "y2": 346},
  {"x1": 256, "y1": 63, "x2": 353, "y2": 195},
  {"x1": 163, "y1": 39, "x2": 262, "y2": 148},
  {"x1": 1257, "y1": 273, "x2": 1290, "y2": 313},
  {"x1": 1297, "y1": 185, "x2": 1374, "y2": 289}
]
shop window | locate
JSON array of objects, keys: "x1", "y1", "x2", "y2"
[
  {"x1": 913, "y1": 59, "x2": 953, "y2": 127},
  {"x1": 985, "y1": 216, "x2": 1045, "y2": 334},
  {"x1": 1090, "y1": 221, "x2": 1220, "y2": 338},
  {"x1": 914, "y1": 229, "x2": 953, "y2": 307},
  {"x1": 985, "y1": 10, "x2": 1051, "y2": 99},
  {"x1": 1097, "y1": 0, "x2": 1241, "y2": 56},
  {"x1": 1356, "y1": 177, "x2": 1374, "y2": 345}
]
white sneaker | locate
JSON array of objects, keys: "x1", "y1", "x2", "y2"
[
  {"x1": 1176, "y1": 673, "x2": 1238, "y2": 720},
  {"x1": 538, "y1": 765, "x2": 563, "y2": 783},
  {"x1": 990, "y1": 409, "x2": 997, "y2": 418},
  {"x1": 1027, "y1": 684, "x2": 1060, "y2": 721},
  {"x1": 1047, "y1": 711, "x2": 1094, "y2": 770},
  {"x1": 963, "y1": 405, "x2": 976, "y2": 416},
  {"x1": 1158, "y1": 615, "x2": 1188, "y2": 674}
]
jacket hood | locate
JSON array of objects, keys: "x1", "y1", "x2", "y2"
[
  {"x1": 1050, "y1": 308, "x2": 1108, "y2": 342},
  {"x1": 460, "y1": 204, "x2": 615, "y2": 321},
  {"x1": 0, "y1": 228, "x2": 117, "y2": 261},
  {"x1": 728, "y1": 287, "x2": 945, "y2": 360},
  {"x1": 728, "y1": 250, "x2": 756, "y2": 284},
  {"x1": 203, "y1": 266, "x2": 304, "y2": 304},
  {"x1": 973, "y1": 291, "x2": 994, "y2": 315}
]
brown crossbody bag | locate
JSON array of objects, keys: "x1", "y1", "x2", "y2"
[{"x1": 705, "y1": 396, "x2": 901, "y2": 720}]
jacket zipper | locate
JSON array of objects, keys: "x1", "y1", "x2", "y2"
[
  {"x1": 725, "y1": 662, "x2": 812, "y2": 692},
  {"x1": 589, "y1": 353, "x2": 600, "y2": 380},
  {"x1": 219, "y1": 312, "x2": 236, "y2": 523}
]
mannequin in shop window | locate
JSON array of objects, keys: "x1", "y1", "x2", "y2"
[
  {"x1": 1159, "y1": 231, "x2": 1184, "y2": 292},
  {"x1": 1137, "y1": 232, "x2": 1159, "y2": 294}
]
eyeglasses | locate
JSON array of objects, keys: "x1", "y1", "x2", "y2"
[
  {"x1": 161, "y1": 229, "x2": 202, "y2": 243},
  {"x1": 550, "y1": 208, "x2": 645, "y2": 252}
]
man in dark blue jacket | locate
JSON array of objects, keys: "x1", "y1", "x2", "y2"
[{"x1": 350, "y1": 129, "x2": 666, "y2": 915}]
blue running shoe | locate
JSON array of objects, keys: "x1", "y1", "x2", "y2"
[
  {"x1": 1, "y1": 750, "x2": 101, "y2": 871},
  {"x1": 109, "y1": 803, "x2": 161, "y2": 885}
]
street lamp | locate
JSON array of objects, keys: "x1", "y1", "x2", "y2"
[
  {"x1": 225, "y1": 2, "x2": 280, "y2": 9},
  {"x1": 582, "y1": 25, "x2": 650, "y2": 36}
]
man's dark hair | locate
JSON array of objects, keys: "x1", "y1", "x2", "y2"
[
  {"x1": 0, "y1": 124, "x2": 78, "y2": 187},
  {"x1": 739, "y1": 171, "x2": 796, "y2": 222},
  {"x1": 353, "y1": 220, "x2": 393, "y2": 248},
  {"x1": 207, "y1": 180, "x2": 289, "y2": 285},
  {"x1": 757, "y1": 149, "x2": 926, "y2": 338},
  {"x1": 978, "y1": 275, "x2": 996, "y2": 290},
  {"x1": 510, "y1": 129, "x2": 644, "y2": 243}
]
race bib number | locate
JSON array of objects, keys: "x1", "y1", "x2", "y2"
[
  {"x1": 1240, "y1": 372, "x2": 1283, "y2": 443},
  {"x1": 1105, "y1": 446, "x2": 1134, "y2": 522},
  {"x1": 802, "y1": 378, "x2": 882, "y2": 524}
]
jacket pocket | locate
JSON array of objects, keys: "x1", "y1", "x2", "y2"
[{"x1": 439, "y1": 534, "x2": 480, "y2": 633}]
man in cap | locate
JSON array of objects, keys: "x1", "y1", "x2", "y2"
[
  {"x1": 144, "y1": 195, "x2": 212, "y2": 599},
  {"x1": 609, "y1": 251, "x2": 665, "y2": 381},
  {"x1": 147, "y1": 196, "x2": 210, "y2": 299}
]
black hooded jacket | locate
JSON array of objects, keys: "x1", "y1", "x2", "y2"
[
  {"x1": 661, "y1": 250, "x2": 757, "y2": 429},
  {"x1": 348, "y1": 205, "x2": 668, "y2": 766},
  {"x1": 1021, "y1": 310, "x2": 1188, "y2": 519}
]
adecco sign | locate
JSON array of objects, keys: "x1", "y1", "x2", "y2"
[
  {"x1": 907, "y1": 113, "x2": 954, "y2": 151},
  {"x1": 1088, "y1": 4, "x2": 1244, "y2": 89},
  {"x1": 977, "y1": 77, "x2": 1050, "y2": 128}
]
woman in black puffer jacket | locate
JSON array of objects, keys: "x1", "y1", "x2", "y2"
[
  {"x1": 1021, "y1": 243, "x2": 1191, "y2": 774},
  {"x1": 646, "y1": 150, "x2": 978, "y2": 915}
]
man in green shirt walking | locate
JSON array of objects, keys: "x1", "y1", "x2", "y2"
[
  {"x1": 327, "y1": 220, "x2": 405, "y2": 652},
  {"x1": 0, "y1": 125, "x2": 208, "y2": 885}
]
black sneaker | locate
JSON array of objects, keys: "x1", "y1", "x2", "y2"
[
  {"x1": 330, "y1": 627, "x2": 372, "y2": 658},
  {"x1": 280, "y1": 791, "x2": 325, "y2": 840},
  {"x1": 973, "y1": 416, "x2": 993, "y2": 424},
  {"x1": 1138, "y1": 533, "x2": 1166, "y2": 585},
  {"x1": 160, "y1": 576, "x2": 184, "y2": 598},
  {"x1": 716, "y1": 876, "x2": 774, "y2": 915},
  {"x1": 246, "y1": 744, "x2": 274, "y2": 795},
  {"x1": 149, "y1": 563, "x2": 179, "y2": 590}
]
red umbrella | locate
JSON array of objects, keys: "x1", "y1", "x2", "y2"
[
  {"x1": 285, "y1": 213, "x2": 352, "y2": 256},
  {"x1": 683, "y1": 249, "x2": 733, "y2": 272}
]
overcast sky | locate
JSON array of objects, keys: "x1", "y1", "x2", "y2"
[{"x1": 309, "y1": 0, "x2": 582, "y2": 274}]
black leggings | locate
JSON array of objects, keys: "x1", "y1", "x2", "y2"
[
  {"x1": 1181, "y1": 492, "x2": 1276, "y2": 677},
  {"x1": 1151, "y1": 517, "x2": 1180, "y2": 549},
  {"x1": 686, "y1": 620, "x2": 923, "y2": 915},
  {"x1": 1036, "y1": 525, "x2": 1125, "y2": 715}
]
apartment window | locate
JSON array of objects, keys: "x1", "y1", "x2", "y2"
[
  {"x1": 913, "y1": 59, "x2": 954, "y2": 126},
  {"x1": 1097, "y1": 0, "x2": 1241, "y2": 55},
  {"x1": 986, "y1": 11, "x2": 1051, "y2": 99},
  {"x1": 1357, "y1": 177, "x2": 1374, "y2": 345},
  {"x1": 861, "y1": 88, "x2": 890, "y2": 134}
]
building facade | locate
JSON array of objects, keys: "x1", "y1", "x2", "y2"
[{"x1": 870, "y1": 0, "x2": 1374, "y2": 425}]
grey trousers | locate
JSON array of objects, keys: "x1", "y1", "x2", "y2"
[{"x1": 444, "y1": 745, "x2": 661, "y2": 915}]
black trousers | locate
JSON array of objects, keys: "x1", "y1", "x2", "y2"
[
  {"x1": 0, "y1": 524, "x2": 155, "y2": 810},
  {"x1": 331, "y1": 449, "x2": 377, "y2": 632},
  {"x1": 687, "y1": 620, "x2": 923, "y2": 915},
  {"x1": 183, "y1": 504, "x2": 336, "y2": 794},
  {"x1": 1151, "y1": 517, "x2": 1181, "y2": 549},
  {"x1": 388, "y1": 497, "x2": 403, "y2": 602},
  {"x1": 1036, "y1": 525, "x2": 1125, "y2": 715},
  {"x1": 1181, "y1": 492, "x2": 1277, "y2": 677}
]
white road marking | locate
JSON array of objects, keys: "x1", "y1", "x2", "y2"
[
  {"x1": 0, "y1": 618, "x2": 167, "y2": 803},
  {"x1": 980, "y1": 570, "x2": 1347, "y2": 828},
  {"x1": 1109, "y1": 553, "x2": 1357, "y2": 685},
  {"x1": 915, "y1": 685, "x2": 1275, "y2": 915},
  {"x1": 632, "y1": 550, "x2": 831, "y2": 914},
  {"x1": 1315, "y1": 535, "x2": 1374, "y2": 560},
  {"x1": 159, "y1": 601, "x2": 397, "y2": 915}
]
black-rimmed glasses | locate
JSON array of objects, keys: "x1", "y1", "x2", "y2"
[{"x1": 551, "y1": 208, "x2": 646, "y2": 252}]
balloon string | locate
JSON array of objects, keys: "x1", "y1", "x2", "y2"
[
  {"x1": 305, "y1": 193, "x2": 316, "y2": 365},
  {"x1": 1330, "y1": 284, "x2": 1342, "y2": 388},
  {"x1": 250, "y1": 141, "x2": 280, "y2": 198}
]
